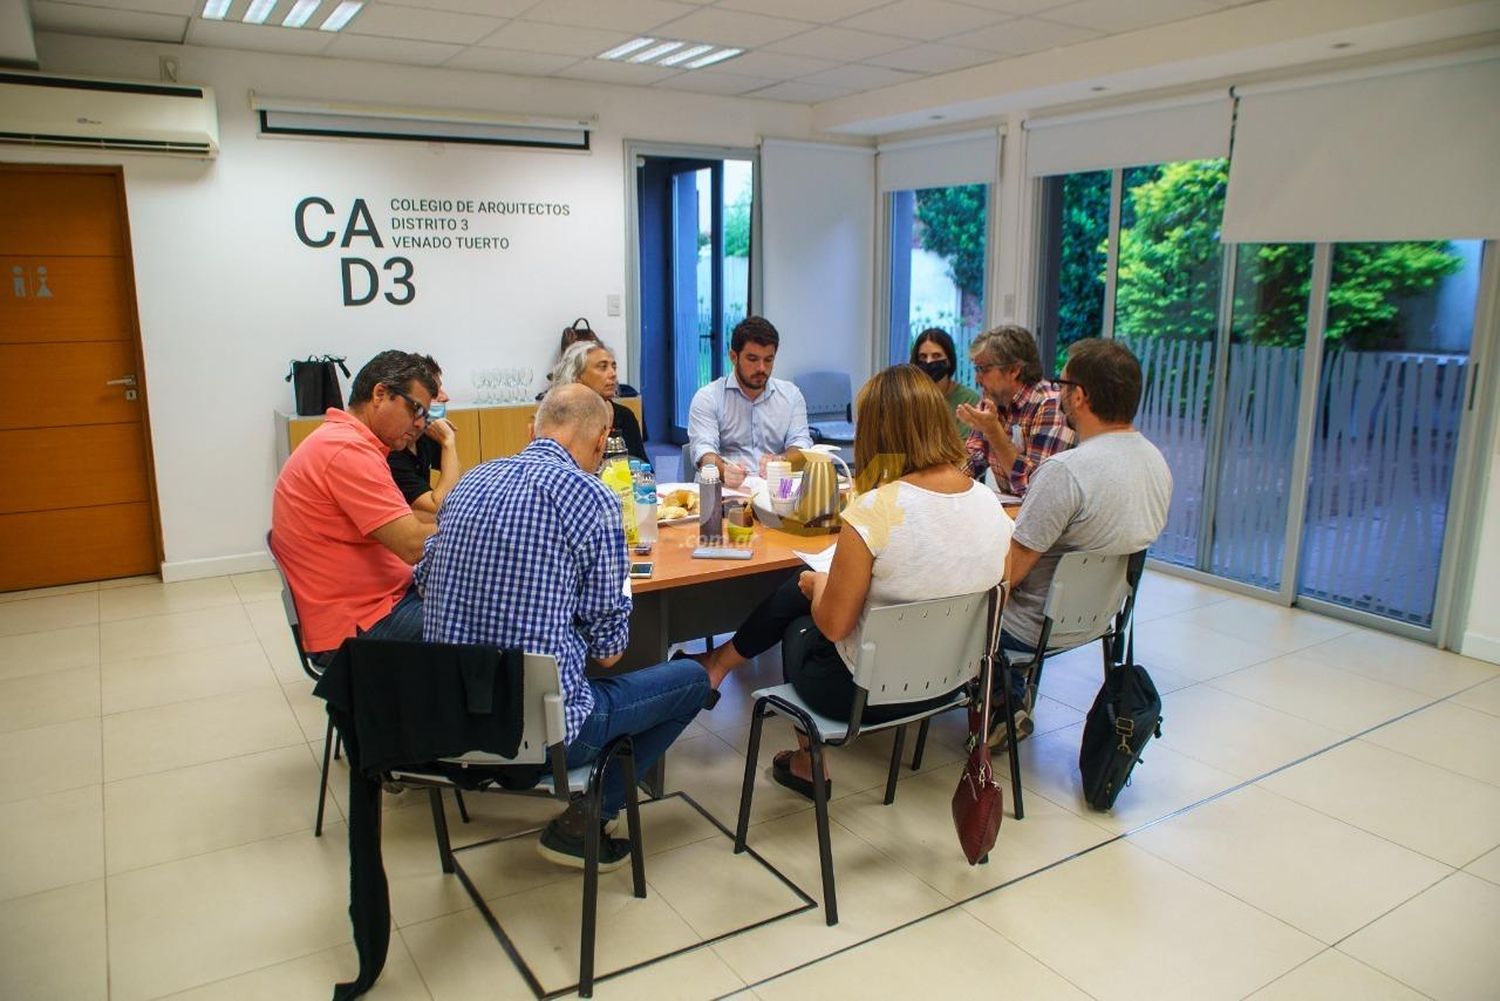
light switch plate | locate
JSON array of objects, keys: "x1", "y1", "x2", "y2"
[{"x1": 606, "y1": 293, "x2": 622, "y2": 317}]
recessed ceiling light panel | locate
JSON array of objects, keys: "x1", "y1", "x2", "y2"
[
  {"x1": 599, "y1": 38, "x2": 656, "y2": 61},
  {"x1": 656, "y1": 44, "x2": 712, "y2": 67},
  {"x1": 201, "y1": 0, "x2": 232, "y2": 19},
  {"x1": 319, "y1": 0, "x2": 363, "y2": 31},
  {"x1": 684, "y1": 48, "x2": 742, "y2": 70},
  {"x1": 243, "y1": 0, "x2": 277, "y2": 25},
  {"x1": 630, "y1": 41, "x2": 684, "y2": 64},
  {"x1": 283, "y1": 0, "x2": 322, "y2": 28}
]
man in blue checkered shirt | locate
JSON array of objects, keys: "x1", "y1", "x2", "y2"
[{"x1": 417, "y1": 384, "x2": 712, "y2": 870}]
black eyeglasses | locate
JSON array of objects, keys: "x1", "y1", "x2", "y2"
[
  {"x1": 1051, "y1": 378, "x2": 1081, "y2": 390},
  {"x1": 385, "y1": 385, "x2": 428, "y2": 423}
]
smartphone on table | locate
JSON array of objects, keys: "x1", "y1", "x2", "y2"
[{"x1": 629, "y1": 561, "x2": 654, "y2": 579}]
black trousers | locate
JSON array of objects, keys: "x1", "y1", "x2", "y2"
[{"x1": 732, "y1": 577, "x2": 959, "y2": 725}]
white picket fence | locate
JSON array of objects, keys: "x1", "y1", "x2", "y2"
[{"x1": 1127, "y1": 336, "x2": 1467, "y2": 626}]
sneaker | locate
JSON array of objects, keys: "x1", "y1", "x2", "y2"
[
  {"x1": 537, "y1": 815, "x2": 633, "y2": 872},
  {"x1": 986, "y1": 707, "x2": 1035, "y2": 750}
]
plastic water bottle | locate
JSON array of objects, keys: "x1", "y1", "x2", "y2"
[
  {"x1": 696, "y1": 462, "x2": 722, "y2": 544},
  {"x1": 633, "y1": 462, "x2": 658, "y2": 548}
]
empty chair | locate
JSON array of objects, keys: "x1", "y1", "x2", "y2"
[{"x1": 794, "y1": 370, "x2": 856, "y2": 443}]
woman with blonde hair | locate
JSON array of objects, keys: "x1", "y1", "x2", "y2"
[{"x1": 694, "y1": 364, "x2": 1012, "y2": 799}]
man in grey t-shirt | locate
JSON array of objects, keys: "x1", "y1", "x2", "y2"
[{"x1": 991, "y1": 338, "x2": 1172, "y2": 746}]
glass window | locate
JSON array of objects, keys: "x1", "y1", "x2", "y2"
[
  {"x1": 886, "y1": 183, "x2": 989, "y2": 383},
  {"x1": 1035, "y1": 169, "x2": 1110, "y2": 375},
  {"x1": 1112, "y1": 159, "x2": 1227, "y2": 569},
  {"x1": 1297, "y1": 239, "x2": 1481, "y2": 625}
]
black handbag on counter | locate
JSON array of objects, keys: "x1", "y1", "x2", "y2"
[{"x1": 286, "y1": 355, "x2": 350, "y2": 416}]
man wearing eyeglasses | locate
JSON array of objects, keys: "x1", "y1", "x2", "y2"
[
  {"x1": 955, "y1": 325, "x2": 1075, "y2": 497},
  {"x1": 271, "y1": 350, "x2": 439, "y2": 658}
]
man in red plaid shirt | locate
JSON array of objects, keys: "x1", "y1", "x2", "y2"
[{"x1": 956, "y1": 325, "x2": 1076, "y2": 496}]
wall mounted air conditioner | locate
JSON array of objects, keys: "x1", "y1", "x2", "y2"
[{"x1": 0, "y1": 72, "x2": 219, "y2": 157}]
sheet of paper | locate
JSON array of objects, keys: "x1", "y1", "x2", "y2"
[{"x1": 793, "y1": 547, "x2": 835, "y2": 574}]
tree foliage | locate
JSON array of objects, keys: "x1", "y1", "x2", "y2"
[
  {"x1": 914, "y1": 184, "x2": 988, "y2": 327},
  {"x1": 724, "y1": 189, "x2": 751, "y2": 258},
  {"x1": 1110, "y1": 159, "x2": 1461, "y2": 348}
]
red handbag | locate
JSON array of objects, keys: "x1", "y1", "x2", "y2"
[{"x1": 952, "y1": 586, "x2": 1005, "y2": 865}]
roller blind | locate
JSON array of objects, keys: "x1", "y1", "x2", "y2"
[
  {"x1": 876, "y1": 128, "x2": 1000, "y2": 192},
  {"x1": 1221, "y1": 51, "x2": 1500, "y2": 242},
  {"x1": 759, "y1": 139, "x2": 876, "y2": 379},
  {"x1": 1024, "y1": 92, "x2": 1232, "y2": 178}
]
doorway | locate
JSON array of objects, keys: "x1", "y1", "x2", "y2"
[
  {"x1": 0, "y1": 164, "x2": 161, "y2": 591},
  {"x1": 632, "y1": 147, "x2": 755, "y2": 460}
]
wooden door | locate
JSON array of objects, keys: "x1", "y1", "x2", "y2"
[{"x1": 0, "y1": 165, "x2": 160, "y2": 590}]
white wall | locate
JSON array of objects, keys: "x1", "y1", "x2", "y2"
[{"x1": 14, "y1": 33, "x2": 821, "y2": 578}]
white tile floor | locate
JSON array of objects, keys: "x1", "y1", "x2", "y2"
[{"x1": 2, "y1": 569, "x2": 1499, "y2": 1000}]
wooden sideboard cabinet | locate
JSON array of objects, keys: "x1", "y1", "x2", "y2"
[{"x1": 275, "y1": 397, "x2": 645, "y2": 473}]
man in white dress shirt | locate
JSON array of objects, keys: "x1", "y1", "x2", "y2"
[{"x1": 687, "y1": 315, "x2": 813, "y2": 488}]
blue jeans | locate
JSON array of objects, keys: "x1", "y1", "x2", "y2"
[
  {"x1": 995, "y1": 629, "x2": 1037, "y2": 707},
  {"x1": 565, "y1": 658, "x2": 711, "y2": 817},
  {"x1": 360, "y1": 586, "x2": 424, "y2": 641},
  {"x1": 313, "y1": 587, "x2": 423, "y2": 664}
]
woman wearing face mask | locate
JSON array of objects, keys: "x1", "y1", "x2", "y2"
[{"x1": 911, "y1": 327, "x2": 980, "y2": 436}]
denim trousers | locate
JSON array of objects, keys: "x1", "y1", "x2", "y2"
[
  {"x1": 360, "y1": 586, "x2": 425, "y2": 641},
  {"x1": 564, "y1": 658, "x2": 710, "y2": 817}
]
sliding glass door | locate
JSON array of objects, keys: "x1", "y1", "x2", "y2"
[
  {"x1": 1297, "y1": 240, "x2": 1483, "y2": 627},
  {"x1": 1034, "y1": 160, "x2": 1490, "y2": 641}
]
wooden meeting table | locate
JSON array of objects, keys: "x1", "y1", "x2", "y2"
[{"x1": 611, "y1": 521, "x2": 838, "y2": 673}]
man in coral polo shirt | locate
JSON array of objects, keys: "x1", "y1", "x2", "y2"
[{"x1": 271, "y1": 350, "x2": 440, "y2": 658}]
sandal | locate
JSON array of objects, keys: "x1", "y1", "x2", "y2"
[{"x1": 771, "y1": 750, "x2": 832, "y2": 802}]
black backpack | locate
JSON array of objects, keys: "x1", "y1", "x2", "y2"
[{"x1": 1079, "y1": 656, "x2": 1162, "y2": 812}]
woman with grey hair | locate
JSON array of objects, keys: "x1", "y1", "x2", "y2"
[{"x1": 550, "y1": 340, "x2": 647, "y2": 461}]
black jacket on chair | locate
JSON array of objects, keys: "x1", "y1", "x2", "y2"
[{"x1": 314, "y1": 639, "x2": 526, "y2": 999}]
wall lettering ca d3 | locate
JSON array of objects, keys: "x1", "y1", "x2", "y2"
[{"x1": 294, "y1": 196, "x2": 415, "y2": 307}]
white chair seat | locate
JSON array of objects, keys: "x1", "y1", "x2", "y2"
[{"x1": 751, "y1": 682, "x2": 968, "y2": 743}]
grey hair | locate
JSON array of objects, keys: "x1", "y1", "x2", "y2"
[
  {"x1": 550, "y1": 340, "x2": 612, "y2": 388},
  {"x1": 536, "y1": 382, "x2": 611, "y2": 439},
  {"x1": 969, "y1": 325, "x2": 1043, "y2": 385}
]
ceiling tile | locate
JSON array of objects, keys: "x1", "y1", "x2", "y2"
[
  {"x1": 841, "y1": 0, "x2": 1008, "y2": 42},
  {"x1": 951, "y1": 0, "x2": 1077, "y2": 13},
  {"x1": 654, "y1": 7, "x2": 813, "y2": 48},
  {"x1": 715, "y1": 0, "x2": 889, "y2": 23},
  {"x1": 58, "y1": 0, "x2": 195, "y2": 15},
  {"x1": 765, "y1": 25, "x2": 908, "y2": 61},
  {"x1": 956, "y1": 15, "x2": 1099, "y2": 54},
  {"x1": 749, "y1": 79, "x2": 855, "y2": 103},
  {"x1": 322, "y1": 33, "x2": 464, "y2": 66},
  {"x1": 444, "y1": 47, "x2": 578, "y2": 75},
  {"x1": 718, "y1": 49, "x2": 838, "y2": 80},
  {"x1": 185, "y1": 17, "x2": 336, "y2": 53},
  {"x1": 383, "y1": 0, "x2": 535, "y2": 15},
  {"x1": 522, "y1": 0, "x2": 696, "y2": 34},
  {"x1": 1042, "y1": 0, "x2": 1220, "y2": 34},
  {"x1": 866, "y1": 42, "x2": 998, "y2": 74},
  {"x1": 476, "y1": 20, "x2": 634, "y2": 58},
  {"x1": 652, "y1": 70, "x2": 780, "y2": 95},
  {"x1": 552, "y1": 58, "x2": 681, "y2": 85},
  {"x1": 346, "y1": 4, "x2": 505, "y2": 44},
  {"x1": 30, "y1": 1, "x2": 186, "y2": 42},
  {"x1": 800, "y1": 62, "x2": 921, "y2": 91}
]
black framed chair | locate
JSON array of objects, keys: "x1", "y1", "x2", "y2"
[
  {"x1": 992, "y1": 550, "x2": 1146, "y2": 820},
  {"x1": 265, "y1": 533, "x2": 468, "y2": 835},
  {"x1": 378, "y1": 648, "x2": 645, "y2": 999},
  {"x1": 732, "y1": 586, "x2": 1000, "y2": 925}
]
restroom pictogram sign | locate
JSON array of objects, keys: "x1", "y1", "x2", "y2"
[{"x1": 10, "y1": 265, "x2": 54, "y2": 299}]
